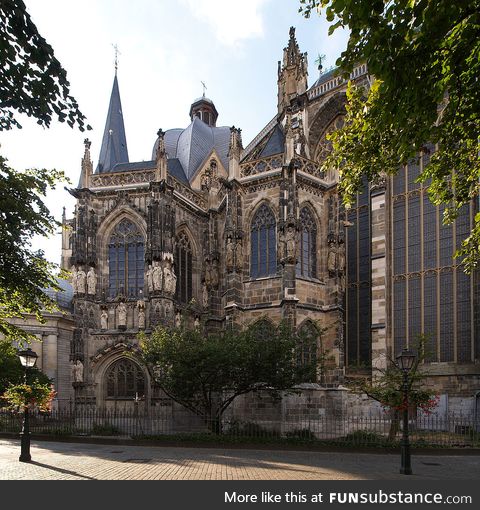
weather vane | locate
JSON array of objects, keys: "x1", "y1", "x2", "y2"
[
  {"x1": 113, "y1": 43, "x2": 121, "y2": 74},
  {"x1": 315, "y1": 53, "x2": 326, "y2": 74},
  {"x1": 201, "y1": 81, "x2": 207, "y2": 97}
]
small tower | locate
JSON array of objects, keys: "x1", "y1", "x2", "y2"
[
  {"x1": 189, "y1": 95, "x2": 218, "y2": 127},
  {"x1": 277, "y1": 27, "x2": 308, "y2": 114}
]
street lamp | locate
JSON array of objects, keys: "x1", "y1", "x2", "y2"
[
  {"x1": 17, "y1": 348, "x2": 38, "y2": 463},
  {"x1": 396, "y1": 347, "x2": 416, "y2": 475}
]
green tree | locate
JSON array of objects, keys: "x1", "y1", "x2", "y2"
[
  {"x1": 300, "y1": 0, "x2": 480, "y2": 270},
  {"x1": 0, "y1": 340, "x2": 50, "y2": 398},
  {"x1": 139, "y1": 321, "x2": 321, "y2": 433},
  {"x1": 347, "y1": 336, "x2": 438, "y2": 440},
  {"x1": 0, "y1": 0, "x2": 88, "y2": 344}
]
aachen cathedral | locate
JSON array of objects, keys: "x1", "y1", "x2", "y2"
[{"x1": 16, "y1": 28, "x2": 479, "y2": 416}]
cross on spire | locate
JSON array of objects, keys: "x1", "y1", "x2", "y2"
[
  {"x1": 113, "y1": 43, "x2": 121, "y2": 74},
  {"x1": 201, "y1": 81, "x2": 207, "y2": 97}
]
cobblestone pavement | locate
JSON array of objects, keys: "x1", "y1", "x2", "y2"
[{"x1": 1, "y1": 439, "x2": 479, "y2": 480}]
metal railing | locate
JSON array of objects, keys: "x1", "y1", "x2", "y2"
[{"x1": 1, "y1": 407, "x2": 479, "y2": 447}]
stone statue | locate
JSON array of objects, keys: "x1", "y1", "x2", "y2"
[
  {"x1": 225, "y1": 237, "x2": 234, "y2": 269},
  {"x1": 152, "y1": 263, "x2": 163, "y2": 291},
  {"x1": 164, "y1": 264, "x2": 177, "y2": 295},
  {"x1": 71, "y1": 266, "x2": 78, "y2": 294},
  {"x1": 100, "y1": 309, "x2": 108, "y2": 330},
  {"x1": 202, "y1": 283, "x2": 209, "y2": 309},
  {"x1": 117, "y1": 301, "x2": 127, "y2": 328},
  {"x1": 337, "y1": 250, "x2": 345, "y2": 275},
  {"x1": 71, "y1": 360, "x2": 83, "y2": 383},
  {"x1": 87, "y1": 267, "x2": 96, "y2": 295},
  {"x1": 76, "y1": 267, "x2": 87, "y2": 294},
  {"x1": 327, "y1": 247, "x2": 337, "y2": 275},
  {"x1": 175, "y1": 310, "x2": 181, "y2": 328},
  {"x1": 194, "y1": 316, "x2": 200, "y2": 330},
  {"x1": 285, "y1": 225, "x2": 296, "y2": 262},
  {"x1": 235, "y1": 241, "x2": 243, "y2": 270},
  {"x1": 146, "y1": 265, "x2": 154, "y2": 293},
  {"x1": 138, "y1": 307, "x2": 146, "y2": 330}
]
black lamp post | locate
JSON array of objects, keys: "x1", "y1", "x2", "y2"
[
  {"x1": 396, "y1": 347, "x2": 416, "y2": 475},
  {"x1": 18, "y1": 348, "x2": 38, "y2": 463}
]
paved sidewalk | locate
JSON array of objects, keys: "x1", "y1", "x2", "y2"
[{"x1": 1, "y1": 439, "x2": 479, "y2": 480}]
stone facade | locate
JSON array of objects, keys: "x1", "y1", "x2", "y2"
[{"x1": 40, "y1": 27, "x2": 479, "y2": 413}]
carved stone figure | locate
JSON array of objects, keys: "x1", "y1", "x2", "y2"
[
  {"x1": 71, "y1": 266, "x2": 78, "y2": 294},
  {"x1": 138, "y1": 307, "x2": 146, "y2": 330},
  {"x1": 152, "y1": 263, "x2": 163, "y2": 291},
  {"x1": 194, "y1": 316, "x2": 200, "y2": 330},
  {"x1": 71, "y1": 360, "x2": 84, "y2": 383},
  {"x1": 100, "y1": 309, "x2": 108, "y2": 330},
  {"x1": 175, "y1": 310, "x2": 181, "y2": 328},
  {"x1": 146, "y1": 265, "x2": 154, "y2": 293},
  {"x1": 202, "y1": 283, "x2": 209, "y2": 309},
  {"x1": 327, "y1": 247, "x2": 337, "y2": 276},
  {"x1": 117, "y1": 301, "x2": 127, "y2": 328},
  {"x1": 225, "y1": 237, "x2": 234, "y2": 269},
  {"x1": 235, "y1": 241, "x2": 243, "y2": 270},
  {"x1": 164, "y1": 264, "x2": 177, "y2": 295},
  {"x1": 86, "y1": 267, "x2": 96, "y2": 295},
  {"x1": 285, "y1": 225, "x2": 296, "y2": 262},
  {"x1": 76, "y1": 267, "x2": 87, "y2": 294}
]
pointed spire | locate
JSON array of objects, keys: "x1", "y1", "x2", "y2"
[
  {"x1": 79, "y1": 138, "x2": 93, "y2": 188},
  {"x1": 155, "y1": 128, "x2": 168, "y2": 181},
  {"x1": 96, "y1": 75, "x2": 129, "y2": 173}
]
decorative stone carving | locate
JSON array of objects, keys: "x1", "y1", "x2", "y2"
[
  {"x1": 71, "y1": 360, "x2": 84, "y2": 383},
  {"x1": 76, "y1": 267, "x2": 87, "y2": 294},
  {"x1": 146, "y1": 265, "x2": 154, "y2": 293},
  {"x1": 225, "y1": 237, "x2": 234, "y2": 270},
  {"x1": 137, "y1": 300, "x2": 146, "y2": 330},
  {"x1": 100, "y1": 308, "x2": 108, "y2": 330},
  {"x1": 235, "y1": 240, "x2": 243, "y2": 270},
  {"x1": 117, "y1": 301, "x2": 127, "y2": 329},
  {"x1": 87, "y1": 267, "x2": 96, "y2": 295},
  {"x1": 163, "y1": 264, "x2": 177, "y2": 295},
  {"x1": 285, "y1": 225, "x2": 296, "y2": 263},
  {"x1": 175, "y1": 310, "x2": 181, "y2": 328},
  {"x1": 152, "y1": 263, "x2": 163, "y2": 291},
  {"x1": 194, "y1": 316, "x2": 200, "y2": 330},
  {"x1": 328, "y1": 246, "x2": 337, "y2": 276},
  {"x1": 202, "y1": 283, "x2": 209, "y2": 309}
]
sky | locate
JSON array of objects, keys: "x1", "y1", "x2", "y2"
[{"x1": 2, "y1": 0, "x2": 349, "y2": 265}]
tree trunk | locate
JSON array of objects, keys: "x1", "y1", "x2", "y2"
[{"x1": 388, "y1": 408, "x2": 400, "y2": 442}]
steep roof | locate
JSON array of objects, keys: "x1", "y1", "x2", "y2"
[{"x1": 96, "y1": 75, "x2": 129, "y2": 173}]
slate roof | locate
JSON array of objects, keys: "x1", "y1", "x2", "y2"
[
  {"x1": 152, "y1": 117, "x2": 230, "y2": 182},
  {"x1": 96, "y1": 75, "x2": 129, "y2": 173},
  {"x1": 260, "y1": 124, "x2": 284, "y2": 158},
  {"x1": 311, "y1": 68, "x2": 338, "y2": 89},
  {"x1": 43, "y1": 278, "x2": 73, "y2": 310}
]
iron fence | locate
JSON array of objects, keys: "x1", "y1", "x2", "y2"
[{"x1": 0, "y1": 407, "x2": 479, "y2": 447}]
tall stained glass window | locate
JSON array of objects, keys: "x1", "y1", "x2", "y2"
[
  {"x1": 250, "y1": 204, "x2": 276, "y2": 278},
  {"x1": 175, "y1": 232, "x2": 193, "y2": 303},
  {"x1": 296, "y1": 207, "x2": 317, "y2": 278},
  {"x1": 106, "y1": 358, "x2": 145, "y2": 399},
  {"x1": 108, "y1": 219, "x2": 144, "y2": 298}
]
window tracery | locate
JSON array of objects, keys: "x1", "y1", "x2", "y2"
[
  {"x1": 175, "y1": 232, "x2": 193, "y2": 303},
  {"x1": 106, "y1": 358, "x2": 145, "y2": 399},
  {"x1": 296, "y1": 207, "x2": 317, "y2": 278},
  {"x1": 250, "y1": 204, "x2": 276, "y2": 278}
]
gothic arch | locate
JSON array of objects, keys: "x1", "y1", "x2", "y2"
[
  {"x1": 248, "y1": 202, "x2": 277, "y2": 279},
  {"x1": 308, "y1": 92, "x2": 346, "y2": 161},
  {"x1": 297, "y1": 204, "x2": 319, "y2": 279},
  {"x1": 174, "y1": 226, "x2": 197, "y2": 304},
  {"x1": 174, "y1": 223, "x2": 199, "y2": 257},
  {"x1": 297, "y1": 319, "x2": 321, "y2": 382}
]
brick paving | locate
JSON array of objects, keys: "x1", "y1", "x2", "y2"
[{"x1": 0, "y1": 438, "x2": 479, "y2": 480}]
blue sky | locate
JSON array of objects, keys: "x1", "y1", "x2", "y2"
[{"x1": 1, "y1": 0, "x2": 348, "y2": 264}]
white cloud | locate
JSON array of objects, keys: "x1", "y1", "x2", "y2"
[{"x1": 181, "y1": 0, "x2": 269, "y2": 46}]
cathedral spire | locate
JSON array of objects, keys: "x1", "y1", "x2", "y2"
[
  {"x1": 96, "y1": 74, "x2": 129, "y2": 173},
  {"x1": 277, "y1": 27, "x2": 308, "y2": 114}
]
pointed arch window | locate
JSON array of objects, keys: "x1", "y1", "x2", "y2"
[
  {"x1": 250, "y1": 204, "x2": 276, "y2": 278},
  {"x1": 296, "y1": 207, "x2": 317, "y2": 278},
  {"x1": 108, "y1": 219, "x2": 144, "y2": 298},
  {"x1": 175, "y1": 232, "x2": 193, "y2": 304},
  {"x1": 106, "y1": 358, "x2": 146, "y2": 399},
  {"x1": 297, "y1": 322, "x2": 318, "y2": 382}
]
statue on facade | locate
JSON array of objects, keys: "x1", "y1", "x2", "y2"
[
  {"x1": 225, "y1": 237, "x2": 234, "y2": 270},
  {"x1": 202, "y1": 282, "x2": 209, "y2": 309},
  {"x1": 71, "y1": 360, "x2": 84, "y2": 383},
  {"x1": 235, "y1": 240, "x2": 243, "y2": 270},
  {"x1": 117, "y1": 301, "x2": 127, "y2": 328},
  {"x1": 194, "y1": 316, "x2": 200, "y2": 330},
  {"x1": 152, "y1": 262, "x2": 163, "y2": 291},
  {"x1": 71, "y1": 266, "x2": 78, "y2": 294},
  {"x1": 175, "y1": 310, "x2": 181, "y2": 328},
  {"x1": 327, "y1": 246, "x2": 337, "y2": 276},
  {"x1": 87, "y1": 267, "x2": 96, "y2": 295},
  {"x1": 146, "y1": 265, "x2": 154, "y2": 293},
  {"x1": 76, "y1": 267, "x2": 87, "y2": 294},
  {"x1": 164, "y1": 264, "x2": 177, "y2": 295},
  {"x1": 100, "y1": 308, "x2": 108, "y2": 330},
  {"x1": 137, "y1": 301, "x2": 146, "y2": 330},
  {"x1": 285, "y1": 225, "x2": 296, "y2": 262}
]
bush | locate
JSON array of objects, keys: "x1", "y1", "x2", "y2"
[
  {"x1": 226, "y1": 420, "x2": 280, "y2": 438},
  {"x1": 286, "y1": 428, "x2": 316, "y2": 440},
  {"x1": 340, "y1": 430, "x2": 393, "y2": 446},
  {"x1": 91, "y1": 423, "x2": 122, "y2": 436}
]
